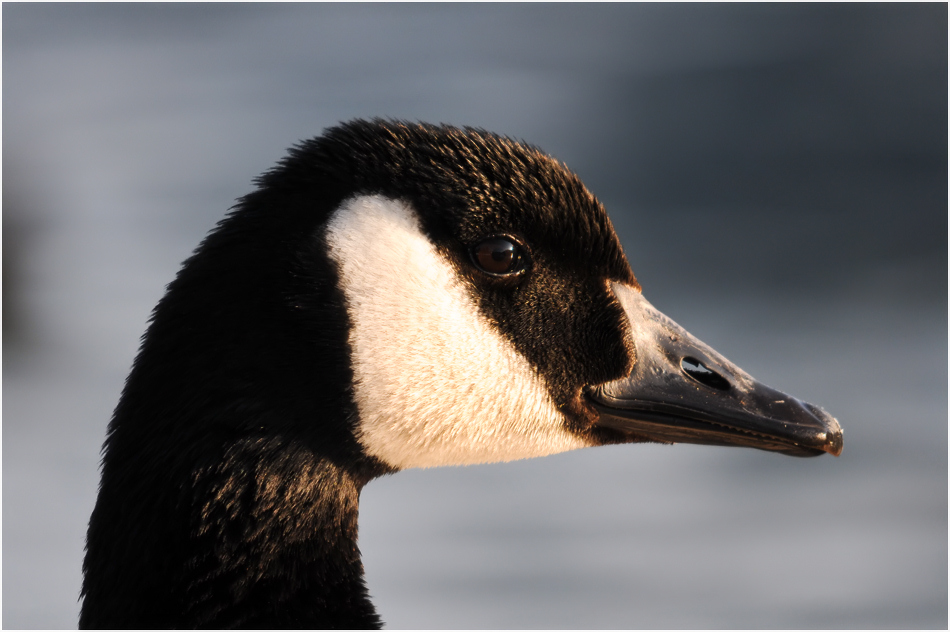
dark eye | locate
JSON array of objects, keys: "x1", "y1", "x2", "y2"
[{"x1": 470, "y1": 236, "x2": 529, "y2": 277}]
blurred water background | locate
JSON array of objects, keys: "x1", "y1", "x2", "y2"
[{"x1": 3, "y1": 4, "x2": 946, "y2": 629}]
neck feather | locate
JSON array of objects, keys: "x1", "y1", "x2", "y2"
[
  {"x1": 82, "y1": 430, "x2": 383, "y2": 628},
  {"x1": 81, "y1": 183, "x2": 389, "y2": 628}
]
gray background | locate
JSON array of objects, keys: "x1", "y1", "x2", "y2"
[{"x1": 3, "y1": 4, "x2": 946, "y2": 629}]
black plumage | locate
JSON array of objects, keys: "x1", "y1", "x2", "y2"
[
  {"x1": 81, "y1": 119, "x2": 842, "y2": 628},
  {"x1": 80, "y1": 120, "x2": 637, "y2": 628}
]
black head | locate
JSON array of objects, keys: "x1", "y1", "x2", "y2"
[{"x1": 81, "y1": 120, "x2": 840, "y2": 629}]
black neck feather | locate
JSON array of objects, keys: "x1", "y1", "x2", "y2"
[
  {"x1": 82, "y1": 433, "x2": 383, "y2": 628},
  {"x1": 80, "y1": 177, "x2": 390, "y2": 628}
]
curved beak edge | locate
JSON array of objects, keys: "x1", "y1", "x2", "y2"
[{"x1": 588, "y1": 285, "x2": 843, "y2": 458}]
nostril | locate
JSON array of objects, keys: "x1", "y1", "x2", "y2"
[{"x1": 681, "y1": 357, "x2": 731, "y2": 391}]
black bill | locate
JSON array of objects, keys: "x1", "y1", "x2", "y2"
[{"x1": 589, "y1": 284, "x2": 843, "y2": 457}]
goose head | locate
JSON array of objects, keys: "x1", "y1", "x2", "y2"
[
  {"x1": 80, "y1": 120, "x2": 841, "y2": 629},
  {"x1": 315, "y1": 122, "x2": 841, "y2": 466}
]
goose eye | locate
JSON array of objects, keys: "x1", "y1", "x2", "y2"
[{"x1": 471, "y1": 236, "x2": 528, "y2": 276}]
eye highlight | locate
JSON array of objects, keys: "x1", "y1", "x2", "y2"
[{"x1": 470, "y1": 236, "x2": 529, "y2": 277}]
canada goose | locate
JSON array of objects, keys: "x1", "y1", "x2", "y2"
[{"x1": 80, "y1": 120, "x2": 842, "y2": 629}]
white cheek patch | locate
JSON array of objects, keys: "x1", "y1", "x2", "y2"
[{"x1": 324, "y1": 195, "x2": 592, "y2": 469}]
